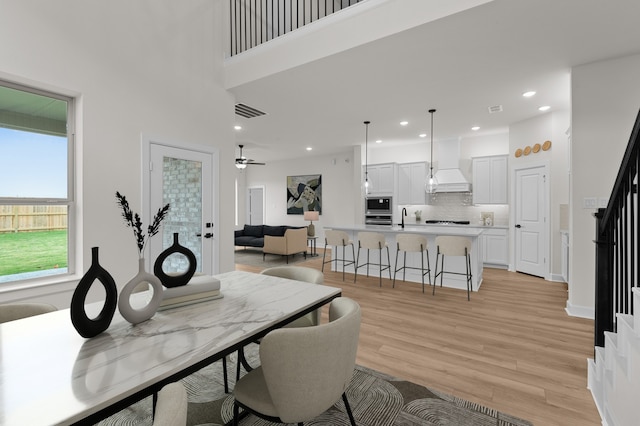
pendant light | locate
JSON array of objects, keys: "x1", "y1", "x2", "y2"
[
  {"x1": 425, "y1": 109, "x2": 438, "y2": 194},
  {"x1": 364, "y1": 120, "x2": 371, "y2": 194}
]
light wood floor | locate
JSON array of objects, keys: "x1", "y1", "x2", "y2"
[{"x1": 236, "y1": 249, "x2": 600, "y2": 426}]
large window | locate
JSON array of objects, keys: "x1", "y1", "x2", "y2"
[{"x1": 0, "y1": 81, "x2": 74, "y2": 284}]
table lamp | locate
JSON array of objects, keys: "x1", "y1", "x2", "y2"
[{"x1": 304, "y1": 211, "x2": 319, "y2": 237}]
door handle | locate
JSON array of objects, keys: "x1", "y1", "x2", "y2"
[
  {"x1": 515, "y1": 224, "x2": 522, "y2": 228},
  {"x1": 196, "y1": 232, "x2": 214, "y2": 238}
]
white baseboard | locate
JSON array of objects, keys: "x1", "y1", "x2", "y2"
[{"x1": 565, "y1": 301, "x2": 595, "y2": 319}]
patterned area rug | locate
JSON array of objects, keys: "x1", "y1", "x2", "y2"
[{"x1": 96, "y1": 345, "x2": 532, "y2": 426}]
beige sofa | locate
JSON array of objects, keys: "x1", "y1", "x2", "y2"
[{"x1": 263, "y1": 227, "x2": 308, "y2": 263}]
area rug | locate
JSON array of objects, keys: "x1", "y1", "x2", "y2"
[
  {"x1": 95, "y1": 345, "x2": 532, "y2": 426},
  {"x1": 235, "y1": 248, "x2": 312, "y2": 268}
]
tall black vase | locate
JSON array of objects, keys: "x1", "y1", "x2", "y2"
[
  {"x1": 154, "y1": 232, "x2": 197, "y2": 288},
  {"x1": 70, "y1": 247, "x2": 118, "y2": 338}
]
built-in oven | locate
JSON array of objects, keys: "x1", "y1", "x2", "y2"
[
  {"x1": 365, "y1": 215, "x2": 393, "y2": 225},
  {"x1": 365, "y1": 197, "x2": 392, "y2": 215}
]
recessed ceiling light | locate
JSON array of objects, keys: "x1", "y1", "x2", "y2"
[
  {"x1": 522, "y1": 91, "x2": 536, "y2": 98},
  {"x1": 234, "y1": 125, "x2": 242, "y2": 130},
  {"x1": 400, "y1": 121, "x2": 408, "y2": 126},
  {"x1": 538, "y1": 105, "x2": 551, "y2": 111},
  {"x1": 306, "y1": 147, "x2": 313, "y2": 151},
  {"x1": 375, "y1": 140, "x2": 382, "y2": 144},
  {"x1": 419, "y1": 133, "x2": 427, "y2": 138},
  {"x1": 471, "y1": 126, "x2": 480, "y2": 131}
]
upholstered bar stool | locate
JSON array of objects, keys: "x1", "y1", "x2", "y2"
[
  {"x1": 322, "y1": 229, "x2": 356, "y2": 281},
  {"x1": 355, "y1": 231, "x2": 391, "y2": 287},
  {"x1": 393, "y1": 234, "x2": 431, "y2": 293},
  {"x1": 433, "y1": 236, "x2": 473, "y2": 300}
]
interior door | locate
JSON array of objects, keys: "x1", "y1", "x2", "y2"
[
  {"x1": 146, "y1": 142, "x2": 216, "y2": 275},
  {"x1": 514, "y1": 165, "x2": 547, "y2": 278},
  {"x1": 246, "y1": 187, "x2": 264, "y2": 225}
]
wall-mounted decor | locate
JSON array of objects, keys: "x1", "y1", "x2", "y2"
[
  {"x1": 514, "y1": 140, "x2": 552, "y2": 158},
  {"x1": 287, "y1": 174, "x2": 322, "y2": 214}
]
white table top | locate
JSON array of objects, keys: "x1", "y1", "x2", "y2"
[
  {"x1": 0, "y1": 270, "x2": 341, "y2": 426},
  {"x1": 329, "y1": 224, "x2": 484, "y2": 237}
]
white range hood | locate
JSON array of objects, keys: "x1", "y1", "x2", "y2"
[{"x1": 433, "y1": 138, "x2": 471, "y2": 193}]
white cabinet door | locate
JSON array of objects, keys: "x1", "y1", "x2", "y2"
[
  {"x1": 473, "y1": 155, "x2": 508, "y2": 204},
  {"x1": 482, "y1": 228, "x2": 508, "y2": 268},
  {"x1": 367, "y1": 163, "x2": 395, "y2": 195},
  {"x1": 398, "y1": 162, "x2": 426, "y2": 204}
]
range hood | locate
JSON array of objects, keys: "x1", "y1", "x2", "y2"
[{"x1": 433, "y1": 139, "x2": 471, "y2": 193}]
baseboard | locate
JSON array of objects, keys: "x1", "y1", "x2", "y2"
[
  {"x1": 565, "y1": 301, "x2": 595, "y2": 319},
  {"x1": 549, "y1": 273, "x2": 566, "y2": 283}
]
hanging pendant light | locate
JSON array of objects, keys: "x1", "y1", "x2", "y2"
[
  {"x1": 425, "y1": 109, "x2": 438, "y2": 194},
  {"x1": 364, "y1": 120, "x2": 371, "y2": 194}
]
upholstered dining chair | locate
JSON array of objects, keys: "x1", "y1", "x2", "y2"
[
  {"x1": 232, "y1": 297, "x2": 361, "y2": 426},
  {"x1": 153, "y1": 382, "x2": 188, "y2": 426},
  {"x1": 235, "y1": 266, "x2": 326, "y2": 382},
  {"x1": 0, "y1": 303, "x2": 57, "y2": 323}
]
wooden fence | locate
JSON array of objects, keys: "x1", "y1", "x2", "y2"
[{"x1": 0, "y1": 205, "x2": 67, "y2": 233}]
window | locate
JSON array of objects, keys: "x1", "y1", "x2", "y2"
[{"x1": 0, "y1": 80, "x2": 74, "y2": 283}]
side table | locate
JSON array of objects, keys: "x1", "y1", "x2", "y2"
[{"x1": 307, "y1": 236, "x2": 319, "y2": 257}]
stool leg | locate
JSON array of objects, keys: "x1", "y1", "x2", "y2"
[
  {"x1": 354, "y1": 244, "x2": 361, "y2": 283},
  {"x1": 378, "y1": 247, "x2": 382, "y2": 287},
  {"x1": 433, "y1": 252, "x2": 439, "y2": 295},
  {"x1": 393, "y1": 246, "x2": 400, "y2": 288},
  {"x1": 426, "y1": 250, "x2": 432, "y2": 287},
  {"x1": 386, "y1": 246, "x2": 392, "y2": 281},
  {"x1": 321, "y1": 243, "x2": 328, "y2": 272},
  {"x1": 420, "y1": 250, "x2": 425, "y2": 293},
  {"x1": 403, "y1": 251, "x2": 407, "y2": 282}
]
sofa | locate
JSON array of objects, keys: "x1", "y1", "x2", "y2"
[{"x1": 235, "y1": 225, "x2": 308, "y2": 262}]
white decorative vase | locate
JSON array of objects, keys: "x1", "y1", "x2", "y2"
[{"x1": 118, "y1": 258, "x2": 164, "y2": 325}]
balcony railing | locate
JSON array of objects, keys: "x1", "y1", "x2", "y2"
[
  {"x1": 594, "y1": 109, "x2": 640, "y2": 348},
  {"x1": 229, "y1": 0, "x2": 365, "y2": 56}
]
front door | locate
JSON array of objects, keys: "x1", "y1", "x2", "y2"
[
  {"x1": 514, "y1": 164, "x2": 548, "y2": 278},
  {"x1": 145, "y1": 140, "x2": 217, "y2": 275}
]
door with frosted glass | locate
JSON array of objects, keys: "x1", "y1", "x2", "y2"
[{"x1": 148, "y1": 143, "x2": 215, "y2": 275}]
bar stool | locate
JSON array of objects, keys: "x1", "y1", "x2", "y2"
[
  {"x1": 355, "y1": 231, "x2": 391, "y2": 287},
  {"x1": 393, "y1": 234, "x2": 431, "y2": 293},
  {"x1": 433, "y1": 236, "x2": 473, "y2": 300},
  {"x1": 322, "y1": 230, "x2": 356, "y2": 281}
]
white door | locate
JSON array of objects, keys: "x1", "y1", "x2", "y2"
[
  {"x1": 246, "y1": 187, "x2": 264, "y2": 225},
  {"x1": 146, "y1": 141, "x2": 217, "y2": 275},
  {"x1": 514, "y1": 165, "x2": 548, "y2": 278}
]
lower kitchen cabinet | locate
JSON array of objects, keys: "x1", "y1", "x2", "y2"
[{"x1": 482, "y1": 228, "x2": 508, "y2": 268}]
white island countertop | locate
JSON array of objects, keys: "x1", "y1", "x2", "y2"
[{"x1": 329, "y1": 224, "x2": 485, "y2": 237}]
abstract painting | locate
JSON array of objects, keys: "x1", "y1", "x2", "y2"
[{"x1": 286, "y1": 174, "x2": 322, "y2": 214}]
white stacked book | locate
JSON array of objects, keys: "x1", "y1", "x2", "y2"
[{"x1": 158, "y1": 274, "x2": 222, "y2": 309}]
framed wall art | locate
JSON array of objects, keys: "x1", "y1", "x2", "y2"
[{"x1": 286, "y1": 174, "x2": 322, "y2": 214}]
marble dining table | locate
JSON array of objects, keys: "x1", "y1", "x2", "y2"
[{"x1": 0, "y1": 270, "x2": 341, "y2": 426}]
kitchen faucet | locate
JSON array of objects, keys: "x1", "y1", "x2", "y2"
[{"x1": 401, "y1": 207, "x2": 407, "y2": 229}]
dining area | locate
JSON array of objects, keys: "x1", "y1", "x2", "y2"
[{"x1": 0, "y1": 270, "x2": 355, "y2": 426}]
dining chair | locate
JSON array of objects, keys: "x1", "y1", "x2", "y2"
[
  {"x1": 0, "y1": 303, "x2": 57, "y2": 323},
  {"x1": 235, "y1": 266, "x2": 325, "y2": 382},
  {"x1": 232, "y1": 297, "x2": 361, "y2": 426},
  {"x1": 153, "y1": 382, "x2": 188, "y2": 426},
  {"x1": 433, "y1": 235, "x2": 473, "y2": 300},
  {"x1": 393, "y1": 233, "x2": 431, "y2": 293}
]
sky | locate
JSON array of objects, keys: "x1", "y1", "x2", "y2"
[{"x1": 0, "y1": 127, "x2": 67, "y2": 198}]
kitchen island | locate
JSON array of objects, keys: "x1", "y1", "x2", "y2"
[{"x1": 327, "y1": 225, "x2": 484, "y2": 292}]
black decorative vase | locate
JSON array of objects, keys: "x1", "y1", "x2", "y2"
[
  {"x1": 70, "y1": 247, "x2": 118, "y2": 338},
  {"x1": 154, "y1": 233, "x2": 197, "y2": 288}
]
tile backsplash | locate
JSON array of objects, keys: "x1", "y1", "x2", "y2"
[{"x1": 399, "y1": 192, "x2": 509, "y2": 226}]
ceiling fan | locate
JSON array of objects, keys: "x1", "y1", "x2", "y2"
[{"x1": 235, "y1": 144, "x2": 265, "y2": 169}]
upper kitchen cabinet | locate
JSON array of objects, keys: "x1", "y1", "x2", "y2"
[
  {"x1": 366, "y1": 163, "x2": 395, "y2": 195},
  {"x1": 472, "y1": 155, "x2": 508, "y2": 204},
  {"x1": 397, "y1": 162, "x2": 427, "y2": 205}
]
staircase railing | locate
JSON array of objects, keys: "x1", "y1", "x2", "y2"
[
  {"x1": 594, "y1": 109, "x2": 640, "y2": 348},
  {"x1": 229, "y1": 0, "x2": 365, "y2": 56}
]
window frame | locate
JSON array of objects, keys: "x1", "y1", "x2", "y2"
[{"x1": 0, "y1": 79, "x2": 76, "y2": 284}]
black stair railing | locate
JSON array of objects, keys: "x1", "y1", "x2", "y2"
[
  {"x1": 229, "y1": 0, "x2": 365, "y2": 56},
  {"x1": 594, "y1": 109, "x2": 640, "y2": 348}
]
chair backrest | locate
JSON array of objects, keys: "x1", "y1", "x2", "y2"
[
  {"x1": 0, "y1": 303, "x2": 57, "y2": 324},
  {"x1": 260, "y1": 266, "x2": 324, "y2": 284},
  {"x1": 358, "y1": 231, "x2": 386, "y2": 249},
  {"x1": 435, "y1": 236, "x2": 472, "y2": 256},
  {"x1": 153, "y1": 382, "x2": 187, "y2": 426},
  {"x1": 396, "y1": 233, "x2": 428, "y2": 252},
  {"x1": 325, "y1": 229, "x2": 350, "y2": 246},
  {"x1": 259, "y1": 297, "x2": 361, "y2": 423}
]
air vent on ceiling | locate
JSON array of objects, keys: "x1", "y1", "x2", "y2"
[
  {"x1": 488, "y1": 105, "x2": 503, "y2": 114},
  {"x1": 235, "y1": 103, "x2": 267, "y2": 118}
]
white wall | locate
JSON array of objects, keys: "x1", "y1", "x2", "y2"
[
  {"x1": 570, "y1": 53, "x2": 640, "y2": 317},
  {"x1": 238, "y1": 150, "x2": 357, "y2": 244},
  {"x1": 0, "y1": 1, "x2": 237, "y2": 307}
]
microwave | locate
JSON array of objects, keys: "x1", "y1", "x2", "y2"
[{"x1": 365, "y1": 197, "x2": 392, "y2": 214}]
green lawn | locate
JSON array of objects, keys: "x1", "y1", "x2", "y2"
[{"x1": 0, "y1": 230, "x2": 68, "y2": 276}]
